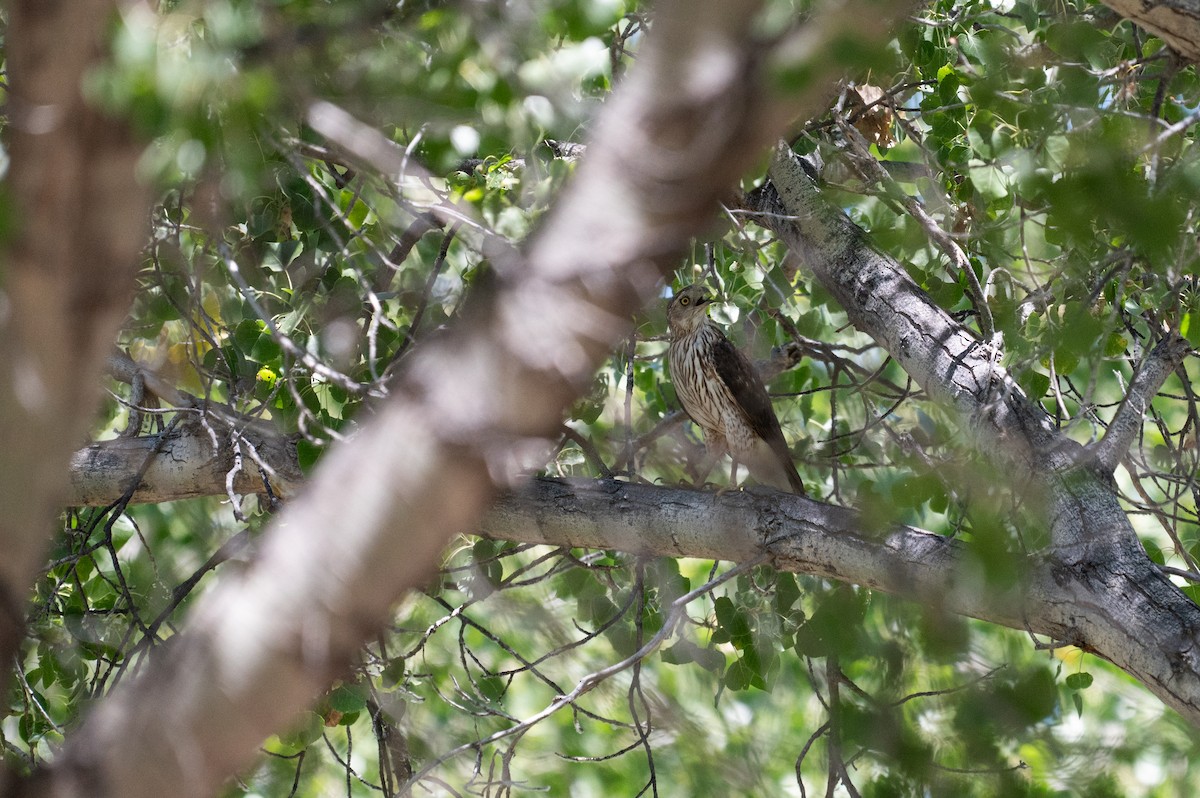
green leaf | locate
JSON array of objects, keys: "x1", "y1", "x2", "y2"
[
  {"x1": 773, "y1": 573, "x2": 802, "y2": 616},
  {"x1": 472, "y1": 538, "x2": 497, "y2": 562},
  {"x1": 275, "y1": 711, "x2": 324, "y2": 755},
  {"x1": 1141, "y1": 538, "x2": 1165, "y2": 566},
  {"x1": 1185, "y1": 312, "x2": 1200, "y2": 348},
  {"x1": 646, "y1": 557, "x2": 690, "y2": 603},
  {"x1": 380, "y1": 658, "x2": 406, "y2": 690},
  {"x1": 1065, "y1": 672, "x2": 1094, "y2": 690},
  {"x1": 1044, "y1": 21, "x2": 1112, "y2": 69},
  {"x1": 1021, "y1": 370, "x2": 1050, "y2": 400},
  {"x1": 250, "y1": 331, "x2": 283, "y2": 364},
  {"x1": 968, "y1": 163, "x2": 1008, "y2": 200},
  {"x1": 663, "y1": 639, "x2": 725, "y2": 672},
  {"x1": 296, "y1": 439, "x2": 323, "y2": 473},
  {"x1": 232, "y1": 318, "x2": 263, "y2": 353},
  {"x1": 937, "y1": 65, "x2": 960, "y2": 103},
  {"x1": 713, "y1": 597, "x2": 754, "y2": 650},
  {"x1": 724, "y1": 657, "x2": 752, "y2": 691},
  {"x1": 477, "y1": 675, "x2": 506, "y2": 702},
  {"x1": 328, "y1": 683, "x2": 368, "y2": 714}
]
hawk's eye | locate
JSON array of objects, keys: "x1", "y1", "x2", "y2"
[{"x1": 679, "y1": 296, "x2": 690, "y2": 306}]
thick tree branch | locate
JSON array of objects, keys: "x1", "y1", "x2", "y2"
[
  {"x1": 58, "y1": 451, "x2": 1195, "y2": 707},
  {"x1": 68, "y1": 427, "x2": 300, "y2": 507},
  {"x1": 485, "y1": 478, "x2": 1067, "y2": 639},
  {"x1": 1100, "y1": 0, "x2": 1200, "y2": 61},
  {"x1": 833, "y1": 117, "x2": 994, "y2": 341},
  {"x1": 751, "y1": 144, "x2": 1063, "y2": 472},
  {"x1": 77, "y1": 353, "x2": 303, "y2": 505}
]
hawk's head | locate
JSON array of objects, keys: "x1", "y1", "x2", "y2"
[{"x1": 666, "y1": 284, "x2": 715, "y2": 336}]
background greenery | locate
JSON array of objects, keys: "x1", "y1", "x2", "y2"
[{"x1": 4, "y1": 0, "x2": 1200, "y2": 794}]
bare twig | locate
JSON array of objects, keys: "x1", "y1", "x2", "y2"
[{"x1": 400, "y1": 558, "x2": 763, "y2": 792}]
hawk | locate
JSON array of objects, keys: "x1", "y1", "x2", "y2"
[{"x1": 666, "y1": 284, "x2": 804, "y2": 493}]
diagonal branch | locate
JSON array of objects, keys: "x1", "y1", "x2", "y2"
[
  {"x1": 749, "y1": 143, "x2": 1063, "y2": 472},
  {"x1": 1091, "y1": 333, "x2": 1193, "y2": 473},
  {"x1": 749, "y1": 142, "x2": 1200, "y2": 730},
  {"x1": 833, "y1": 117, "x2": 994, "y2": 341}
]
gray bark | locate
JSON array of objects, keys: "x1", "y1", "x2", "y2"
[
  {"x1": 60, "y1": 355, "x2": 304, "y2": 507},
  {"x1": 68, "y1": 426, "x2": 300, "y2": 507},
  {"x1": 1100, "y1": 0, "x2": 1200, "y2": 60},
  {"x1": 486, "y1": 477, "x2": 1066, "y2": 638},
  {"x1": 748, "y1": 143, "x2": 1200, "y2": 726}
]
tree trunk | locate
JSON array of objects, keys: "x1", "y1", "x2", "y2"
[{"x1": 0, "y1": 0, "x2": 152, "y2": 701}]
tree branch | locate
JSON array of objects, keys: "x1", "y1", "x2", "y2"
[
  {"x1": 832, "y1": 116, "x2": 994, "y2": 341},
  {"x1": 1099, "y1": 0, "x2": 1200, "y2": 61},
  {"x1": 749, "y1": 143, "x2": 1200, "y2": 730},
  {"x1": 68, "y1": 426, "x2": 300, "y2": 507},
  {"x1": 750, "y1": 143, "x2": 1063, "y2": 472},
  {"x1": 1091, "y1": 333, "x2": 1192, "y2": 473},
  {"x1": 484, "y1": 478, "x2": 1067, "y2": 640},
  {"x1": 84, "y1": 353, "x2": 304, "y2": 505}
]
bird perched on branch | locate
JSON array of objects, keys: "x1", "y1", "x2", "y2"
[{"x1": 666, "y1": 284, "x2": 805, "y2": 493}]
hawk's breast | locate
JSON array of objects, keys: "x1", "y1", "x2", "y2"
[{"x1": 668, "y1": 324, "x2": 759, "y2": 455}]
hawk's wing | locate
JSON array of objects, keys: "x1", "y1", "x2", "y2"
[
  {"x1": 710, "y1": 333, "x2": 805, "y2": 493},
  {"x1": 710, "y1": 335, "x2": 789, "y2": 449}
]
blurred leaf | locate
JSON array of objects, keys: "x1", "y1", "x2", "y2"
[
  {"x1": 1066, "y1": 672, "x2": 1094, "y2": 690},
  {"x1": 328, "y1": 682, "x2": 368, "y2": 714}
]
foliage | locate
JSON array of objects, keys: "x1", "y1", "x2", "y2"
[{"x1": 4, "y1": 0, "x2": 1200, "y2": 795}]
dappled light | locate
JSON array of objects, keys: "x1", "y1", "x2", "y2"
[{"x1": 1, "y1": 1, "x2": 1199, "y2": 797}]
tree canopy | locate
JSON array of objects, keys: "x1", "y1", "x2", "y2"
[{"x1": 2, "y1": 0, "x2": 1200, "y2": 796}]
